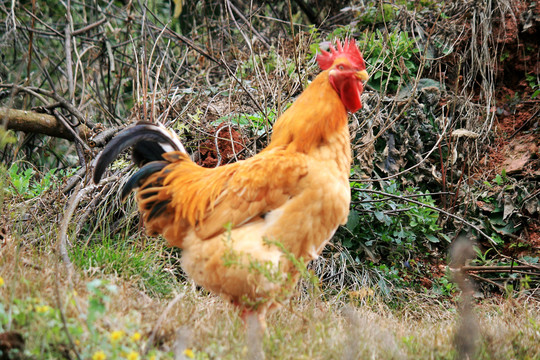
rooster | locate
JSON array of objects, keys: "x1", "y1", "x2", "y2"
[{"x1": 94, "y1": 39, "x2": 368, "y2": 334}]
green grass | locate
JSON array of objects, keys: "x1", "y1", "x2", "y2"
[
  {"x1": 1, "y1": 238, "x2": 539, "y2": 360},
  {"x1": 70, "y1": 234, "x2": 182, "y2": 297}
]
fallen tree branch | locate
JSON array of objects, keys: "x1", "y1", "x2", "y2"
[
  {"x1": 1, "y1": 107, "x2": 90, "y2": 140},
  {"x1": 0, "y1": 84, "x2": 94, "y2": 129}
]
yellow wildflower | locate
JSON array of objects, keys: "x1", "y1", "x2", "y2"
[
  {"x1": 36, "y1": 305, "x2": 51, "y2": 313},
  {"x1": 149, "y1": 355, "x2": 156, "y2": 360},
  {"x1": 183, "y1": 348, "x2": 195, "y2": 359},
  {"x1": 92, "y1": 350, "x2": 107, "y2": 360},
  {"x1": 0, "y1": 276, "x2": 4, "y2": 286},
  {"x1": 110, "y1": 330, "x2": 125, "y2": 342},
  {"x1": 126, "y1": 351, "x2": 139, "y2": 360},
  {"x1": 131, "y1": 332, "x2": 141, "y2": 341}
]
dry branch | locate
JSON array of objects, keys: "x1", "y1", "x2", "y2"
[
  {"x1": 1, "y1": 107, "x2": 90, "y2": 141},
  {"x1": 461, "y1": 265, "x2": 539, "y2": 273}
]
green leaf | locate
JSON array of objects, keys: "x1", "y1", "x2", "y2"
[
  {"x1": 393, "y1": 227, "x2": 406, "y2": 239},
  {"x1": 346, "y1": 210, "x2": 360, "y2": 231},
  {"x1": 439, "y1": 233, "x2": 452, "y2": 243}
]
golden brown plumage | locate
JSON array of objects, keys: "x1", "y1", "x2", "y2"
[{"x1": 93, "y1": 39, "x2": 368, "y2": 330}]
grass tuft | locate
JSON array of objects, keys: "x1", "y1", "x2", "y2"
[{"x1": 69, "y1": 234, "x2": 183, "y2": 297}]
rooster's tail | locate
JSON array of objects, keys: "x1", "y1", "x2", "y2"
[{"x1": 93, "y1": 121, "x2": 186, "y2": 199}]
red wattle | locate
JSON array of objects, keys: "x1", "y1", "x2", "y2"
[{"x1": 338, "y1": 79, "x2": 363, "y2": 113}]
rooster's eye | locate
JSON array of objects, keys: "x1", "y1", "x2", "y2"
[{"x1": 338, "y1": 65, "x2": 344, "y2": 70}]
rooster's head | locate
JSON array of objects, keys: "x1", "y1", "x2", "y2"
[{"x1": 316, "y1": 39, "x2": 369, "y2": 113}]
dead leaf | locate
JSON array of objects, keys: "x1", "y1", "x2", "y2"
[{"x1": 503, "y1": 196, "x2": 515, "y2": 221}]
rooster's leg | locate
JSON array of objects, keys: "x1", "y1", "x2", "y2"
[{"x1": 242, "y1": 309, "x2": 266, "y2": 360}]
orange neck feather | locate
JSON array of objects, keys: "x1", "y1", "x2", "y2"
[{"x1": 266, "y1": 71, "x2": 348, "y2": 154}]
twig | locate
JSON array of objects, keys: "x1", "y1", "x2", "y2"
[
  {"x1": 351, "y1": 191, "x2": 454, "y2": 204},
  {"x1": 521, "y1": 189, "x2": 540, "y2": 209},
  {"x1": 52, "y1": 109, "x2": 93, "y2": 153},
  {"x1": 286, "y1": 0, "x2": 303, "y2": 91},
  {"x1": 148, "y1": 24, "x2": 170, "y2": 121},
  {"x1": 228, "y1": 1, "x2": 270, "y2": 50},
  {"x1": 53, "y1": 156, "x2": 84, "y2": 360},
  {"x1": 214, "y1": 124, "x2": 227, "y2": 167},
  {"x1": 64, "y1": 12, "x2": 75, "y2": 99},
  {"x1": 23, "y1": 0, "x2": 36, "y2": 110},
  {"x1": 461, "y1": 265, "x2": 540, "y2": 272},
  {"x1": 143, "y1": 291, "x2": 186, "y2": 355},
  {"x1": 75, "y1": 140, "x2": 86, "y2": 169},
  {"x1": 53, "y1": 260, "x2": 82, "y2": 360},
  {"x1": 57, "y1": 182, "x2": 90, "y2": 272},
  {"x1": 71, "y1": 17, "x2": 107, "y2": 36},
  {"x1": 468, "y1": 273, "x2": 505, "y2": 291},
  {"x1": 508, "y1": 106, "x2": 539, "y2": 139},
  {"x1": 61, "y1": 167, "x2": 86, "y2": 194},
  {"x1": 218, "y1": 56, "x2": 265, "y2": 114},
  {"x1": 22, "y1": 6, "x2": 64, "y2": 37},
  {"x1": 499, "y1": 255, "x2": 540, "y2": 271}
]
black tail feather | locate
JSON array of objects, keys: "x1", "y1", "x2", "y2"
[
  {"x1": 147, "y1": 200, "x2": 171, "y2": 221},
  {"x1": 121, "y1": 161, "x2": 168, "y2": 200},
  {"x1": 132, "y1": 140, "x2": 168, "y2": 166},
  {"x1": 93, "y1": 122, "x2": 185, "y2": 184}
]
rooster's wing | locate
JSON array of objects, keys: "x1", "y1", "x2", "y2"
[{"x1": 137, "y1": 148, "x2": 308, "y2": 243}]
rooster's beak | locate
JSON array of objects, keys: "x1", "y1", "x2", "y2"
[{"x1": 356, "y1": 70, "x2": 369, "y2": 82}]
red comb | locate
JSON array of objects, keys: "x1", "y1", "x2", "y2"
[{"x1": 316, "y1": 39, "x2": 365, "y2": 70}]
